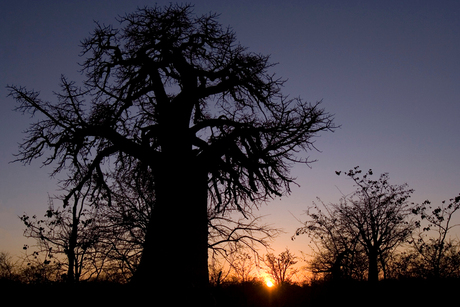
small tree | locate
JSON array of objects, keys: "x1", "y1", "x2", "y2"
[
  {"x1": 410, "y1": 195, "x2": 460, "y2": 279},
  {"x1": 20, "y1": 193, "x2": 101, "y2": 283},
  {"x1": 293, "y1": 199, "x2": 368, "y2": 281},
  {"x1": 264, "y1": 248, "x2": 298, "y2": 286},
  {"x1": 227, "y1": 252, "x2": 258, "y2": 283},
  {"x1": 295, "y1": 167, "x2": 416, "y2": 282}
]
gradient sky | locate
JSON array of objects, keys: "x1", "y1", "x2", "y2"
[{"x1": 1, "y1": 0, "x2": 460, "y2": 260}]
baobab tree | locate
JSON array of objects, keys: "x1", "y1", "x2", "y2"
[{"x1": 8, "y1": 4, "x2": 335, "y2": 295}]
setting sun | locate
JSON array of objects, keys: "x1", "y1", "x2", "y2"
[{"x1": 265, "y1": 280, "x2": 274, "y2": 288}]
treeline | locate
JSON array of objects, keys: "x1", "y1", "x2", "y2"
[
  {"x1": 3, "y1": 169, "x2": 460, "y2": 288},
  {"x1": 2, "y1": 251, "x2": 459, "y2": 307}
]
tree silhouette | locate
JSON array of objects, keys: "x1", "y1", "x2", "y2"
[
  {"x1": 264, "y1": 248, "x2": 298, "y2": 286},
  {"x1": 295, "y1": 167, "x2": 415, "y2": 282},
  {"x1": 293, "y1": 199, "x2": 367, "y2": 281},
  {"x1": 228, "y1": 252, "x2": 258, "y2": 283},
  {"x1": 410, "y1": 195, "x2": 460, "y2": 278},
  {"x1": 20, "y1": 194, "x2": 102, "y2": 283},
  {"x1": 8, "y1": 4, "x2": 335, "y2": 293}
]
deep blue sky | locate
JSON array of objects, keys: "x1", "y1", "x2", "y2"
[{"x1": 1, "y1": 0, "x2": 460, "y2": 258}]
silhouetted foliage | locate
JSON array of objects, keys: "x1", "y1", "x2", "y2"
[
  {"x1": 18, "y1": 247, "x2": 65, "y2": 284},
  {"x1": 295, "y1": 167, "x2": 416, "y2": 282},
  {"x1": 8, "y1": 4, "x2": 335, "y2": 295},
  {"x1": 1, "y1": 253, "x2": 460, "y2": 307}
]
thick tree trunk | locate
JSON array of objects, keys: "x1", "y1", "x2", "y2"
[
  {"x1": 132, "y1": 147, "x2": 209, "y2": 301},
  {"x1": 131, "y1": 101, "x2": 211, "y2": 304}
]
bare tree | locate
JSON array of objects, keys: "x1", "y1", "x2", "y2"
[
  {"x1": 8, "y1": 4, "x2": 335, "y2": 293},
  {"x1": 295, "y1": 167, "x2": 416, "y2": 282},
  {"x1": 264, "y1": 248, "x2": 298, "y2": 285}
]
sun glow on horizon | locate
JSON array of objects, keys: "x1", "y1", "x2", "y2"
[{"x1": 265, "y1": 279, "x2": 274, "y2": 288}]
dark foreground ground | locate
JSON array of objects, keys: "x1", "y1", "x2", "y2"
[{"x1": 2, "y1": 278, "x2": 459, "y2": 306}]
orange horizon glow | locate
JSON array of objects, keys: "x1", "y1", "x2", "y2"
[{"x1": 265, "y1": 279, "x2": 274, "y2": 288}]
